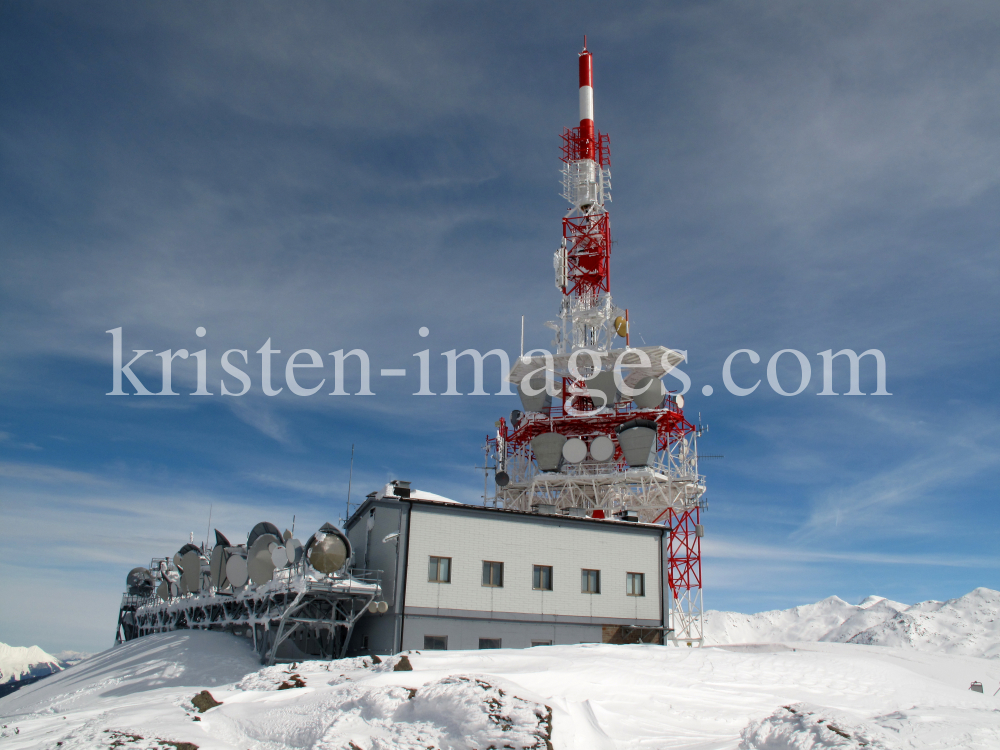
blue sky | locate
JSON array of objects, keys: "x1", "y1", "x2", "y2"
[{"x1": 1, "y1": 1, "x2": 998, "y2": 654}]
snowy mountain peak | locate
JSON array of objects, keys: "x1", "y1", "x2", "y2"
[
  {"x1": 0, "y1": 642, "x2": 64, "y2": 686},
  {"x1": 705, "y1": 588, "x2": 1000, "y2": 658},
  {"x1": 858, "y1": 595, "x2": 886, "y2": 608}
]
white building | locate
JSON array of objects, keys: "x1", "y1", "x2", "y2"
[{"x1": 345, "y1": 482, "x2": 670, "y2": 654}]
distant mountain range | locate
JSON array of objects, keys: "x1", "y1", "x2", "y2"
[
  {"x1": 705, "y1": 586, "x2": 1000, "y2": 657},
  {"x1": 0, "y1": 643, "x2": 92, "y2": 698}
]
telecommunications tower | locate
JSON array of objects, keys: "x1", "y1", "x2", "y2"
[{"x1": 485, "y1": 42, "x2": 707, "y2": 644}]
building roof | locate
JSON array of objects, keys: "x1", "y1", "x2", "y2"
[{"x1": 346, "y1": 486, "x2": 666, "y2": 532}]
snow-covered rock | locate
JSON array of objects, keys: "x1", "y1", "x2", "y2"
[{"x1": 705, "y1": 587, "x2": 1000, "y2": 658}]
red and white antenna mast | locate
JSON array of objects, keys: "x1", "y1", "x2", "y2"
[
  {"x1": 553, "y1": 39, "x2": 615, "y2": 352},
  {"x1": 487, "y1": 43, "x2": 707, "y2": 646}
]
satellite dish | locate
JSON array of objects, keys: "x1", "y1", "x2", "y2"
[
  {"x1": 180, "y1": 550, "x2": 202, "y2": 594},
  {"x1": 632, "y1": 377, "x2": 666, "y2": 410},
  {"x1": 283, "y1": 529, "x2": 292, "y2": 542},
  {"x1": 585, "y1": 371, "x2": 619, "y2": 410},
  {"x1": 247, "y1": 533, "x2": 279, "y2": 585},
  {"x1": 209, "y1": 545, "x2": 227, "y2": 589},
  {"x1": 172, "y1": 553, "x2": 182, "y2": 567},
  {"x1": 562, "y1": 437, "x2": 587, "y2": 464},
  {"x1": 178, "y1": 543, "x2": 199, "y2": 556},
  {"x1": 214, "y1": 529, "x2": 231, "y2": 547},
  {"x1": 614, "y1": 315, "x2": 629, "y2": 338},
  {"x1": 226, "y1": 554, "x2": 248, "y2": 588},
  {"x1": 156, "y1": 581, "x2": 169, "y2": 601},
  {"x1": 247, "y1": 521, "x2": 282, "y2": 549},
  {"x1": 590, "y1": 435, "x2": 615, "y2": 462},
  {"x1": 517, "y1": 373, "x2": 552, "y2": 414},
  {"x1": 286, "y1": 538, "x2": 303, "y2": 565},
  {"x1": 377, "y1": 601, "x2": 389, "y2": 614},
  {"x1": 268, "y1": 542, "x2": 278, "y2": 553},
  {"x1": 271, "y1": 545, "x2": 288, "y2": 568},
  {"x1": 368, "y1": 601, "x2": 378, "y2": 614},
  {"x1": 510, "y1": 409, "x2": 523, "y2": 427},
  {"x1": 495, "y1": 470, "x2": 510, "y2": 487},
  {"x1": 126, "y1": 567, "x2": 154, "y2": 597},
  {"x1": 306, "y1": 523, "x2": 352, "y2": 575},
  {"x1": 676, "y1": 394, "x2": 685, "y2": 409}
]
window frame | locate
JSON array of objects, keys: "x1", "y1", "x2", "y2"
[
  {"x1": 478, "y1": 638, "x2": 502, "y2": 649},
  {"x1": 532, "y1": 564, "x2": 553, "y2": 591},
  {"x1": 481, "y1": 560, "x2": 504, "y2": 588},
  {"x1": 531, "y1": 640, "x2": 553, "y2": 647},
  {"x1": 626, "y1": 572, "x2": 645, "y2": 597},
  {"x1": 428, "y1": 556, "x2": 452, "y2": 583},
  {"x1": 423, "y1": 635, "x2": 448, "y2": 650},
  {"x1": 581, "y1": 568, "x2": 601, "y2": 594}
]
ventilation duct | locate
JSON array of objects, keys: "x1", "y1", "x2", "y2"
[
  {"x1": 615, "y1": 418, "x2": 659, "y2": 467},
  {"x1": 531, "y1": 431, "x2": 567, "y2": 472}
]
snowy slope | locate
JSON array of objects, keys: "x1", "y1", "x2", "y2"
[
  {"x1": 2, "y1": 631, "x2": 999, "y2": 749},
  {"x1": 705, "y1": 587, "x2": 1000, "y2": 657},
  {"x1": 0, "y1": 643, "x2": 63, "y2": 685}
]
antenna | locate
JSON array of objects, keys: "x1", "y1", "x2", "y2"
[
  {"x1": 204, "y1": 503, "x2": 213, "y2": 550},
  {"x1": 346, "y1": 443, "x2": 355, "y2": 518},
  {"x1": 520, "y1": 315, "x2": 525, "y2": 358}
]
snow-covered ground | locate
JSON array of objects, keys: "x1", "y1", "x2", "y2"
[
  {"x1": 705, "y1": 587, "x2": 1000, "y2": 657},
  {"x1": 2, "y1": 630, "x2": 999, "y2": 749}
]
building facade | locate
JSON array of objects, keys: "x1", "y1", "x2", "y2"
[{"x1": 345, "y1": 483, "x2": 670, "y2": 654}]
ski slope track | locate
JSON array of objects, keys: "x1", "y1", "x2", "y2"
[{"x1": 1, "y1": 634, "x2": 999, "y2": 749}]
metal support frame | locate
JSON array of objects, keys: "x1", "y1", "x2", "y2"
[{"x1": 117, "y1": 570, "x2": 381, "y2": 664}]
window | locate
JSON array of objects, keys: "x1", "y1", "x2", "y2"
[
  {"x1": 428, "y1": 556, "x2": 451, "y2": 583},
  {"x1": 479, "y1": 638, "x2": 501, "y2": 649},
  {"x1": 581, "y1": 569, "x2": 601, "y2": 594},
  {"x1": 531, "y1": 640, "x2": 552, "y2": 647},
  {"x1": 626, "y1": 572, "x2": 645, "y2": 597},
  {"x1": 361, "y1": 635, "x2": 370, "y2": 650},
  {"x1": 482, "y1": 561, "x2": 504, "y2": 587},
  {"x1": 533, "y1": 565, "x2": 553, "y2": 591},
  {"x1": 424, "y1": 635, "x2": 448, "y2": 650}
]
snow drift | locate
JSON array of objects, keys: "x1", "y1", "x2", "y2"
[{"x1": 2, "y1": 629, "x2": 999, "y2": 749}]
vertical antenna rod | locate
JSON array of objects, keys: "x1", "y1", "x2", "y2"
[
  {"x1": 346, "y1": 443, "x2": 355, "y2": 519},
  {"x1": 579, "y1": 43, "x2": 595, "y2": 161}
]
